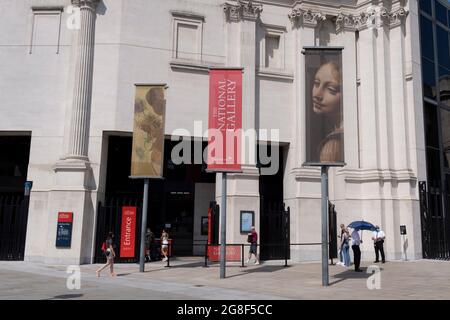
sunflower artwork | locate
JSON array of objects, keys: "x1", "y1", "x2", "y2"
[{"x1": 131, "y1": 86, "x2": 166, "y2": 177}]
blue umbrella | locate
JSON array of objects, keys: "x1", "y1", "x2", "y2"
[{"x1": 348, "y1": 220, "x2": 376, "y2": 231}]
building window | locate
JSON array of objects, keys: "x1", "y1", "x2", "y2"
[
  {"x1": 30, "y1": 7, "x2": 63, "y2": 54},
  {"x1": 420, "y1": 0, "x2": 432, "y2": 15},
  {"x1": 171, "y1": 12, "x2": 204, "y2": 62},
  {"x1": 260, "y1": 26, "x2": 285, "y2": 71},
  {"x1": 436, "y1": 1, "x2": 448, "y2": 25}
]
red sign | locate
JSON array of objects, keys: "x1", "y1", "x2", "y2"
[
  {"x1": 208, "y1": 245, "x2": 242, "y2": 262},
  {"x1": 120, "y1": 206, "x2": 137, "y2": 258},
  {"x1": 57, "y1": 212, "x2": 73, "y2": 223},
  {"x1": 207, "y1": 69, "x2": 242, "y2": 172}
]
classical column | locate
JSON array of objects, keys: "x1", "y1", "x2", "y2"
[
  {"x1": 288, "y1": 7, "x2": 327, "y2": 261},
  {"x1": 335, "y1": 14, "x2": 358, "y2": 169},
  {"x1": 65, "y1": 0, "x2": 100, "y2": 161},
  {"x1": 389, "y1": 8, "x2": 410, "y2": 171},
  {"x1": 221, "y1": 1, "x2": 262, "y2": 245}
]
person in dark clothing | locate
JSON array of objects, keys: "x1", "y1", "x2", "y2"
[
  {"x1": 351, "y1": 228, "x2": 363, "y2": 272},
  {"x1": 372, "y1": 225, "x2": 386, "y2": 263}
]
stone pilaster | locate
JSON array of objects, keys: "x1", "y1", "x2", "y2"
[
  {"x1": 26, "y1": 0, "x2": 102, "y2": 265},
  {"x1": 66, "y1": 0, "x2": 100, "y2": 161},
  {"x1": 220, "y1": 1, "x2": 261, "y2": 245}
]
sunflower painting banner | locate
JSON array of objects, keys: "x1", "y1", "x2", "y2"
[{"x1": 131, "y1": 85, "x2": 166, "y2": 178}]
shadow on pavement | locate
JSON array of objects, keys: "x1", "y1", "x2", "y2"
[
  {"x1": 47, "y1": 294, "x2": 84, "y2": 300},
  {"x1": 329, "y1": 267, "x2": 384, "y2": 286},
  {"x1": 225, "y1": 265, "x2": 290, "y2": 279}
]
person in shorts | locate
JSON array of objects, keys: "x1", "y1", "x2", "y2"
[
  {"x1": 96, "y1": 232, "x2": 116, "y2": 277},
  {"x1": 161, "y1": 229, "x2": 169, "y2": 262},
  {"x1": 246, "y1": 226, "x2": 260, "y2": 265}
]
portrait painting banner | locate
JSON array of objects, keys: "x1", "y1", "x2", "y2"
[
  {"x1": 207, "y1": 69, "x2": 242, "y2": 172},
  {"x1": 304, "y1": 48, "x2": 345, "y2": 166},
  {"x1": 131, "y1": 85, "x2": 166, "y2": 177}
]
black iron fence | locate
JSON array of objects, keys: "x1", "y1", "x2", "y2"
[
  {"x1": 0, "y1": 194, "x2": 29, "y2": 260},
  {"x1": 419, "y1": 181, "x2": 450, "y2": 260},
  {"x1": 95, "y1": 198, "x2": 143, "y2": 264}
]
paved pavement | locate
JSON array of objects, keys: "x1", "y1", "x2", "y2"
[{"x1": 0, "y1": 258, "x2": 450, "y2": 300}]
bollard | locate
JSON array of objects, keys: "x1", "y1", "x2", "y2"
[
  {"x1": 165, "y1": 244, "x2": 171, "y2": 268},
  {"x1": 204, "y1": 244, "x2": 209, "y2": 267},
  {"x1": 241, "y1": 244, "x2": 245, "y2": 268}
]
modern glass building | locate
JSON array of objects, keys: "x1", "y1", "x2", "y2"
[{"x1": 419, "y1": 0, "x2": 450, "y2": 259}]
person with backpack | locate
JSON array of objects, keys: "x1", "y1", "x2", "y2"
[
  {"x1": 96, "y1": 232, "x2": 116, "y2": 277},
  {"x1": 246, "y1": 226, "x2": 260, "y2": 265}
]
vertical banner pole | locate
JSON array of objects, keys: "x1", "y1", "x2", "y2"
[
  {"x1": 139, "y1": 178, "x2": 149, "y2": 272},
  {"x1": 220, "y1": 172, "x2": 227, "y2": 279},
  {"x1": 321, "y1": 166, "x2": 329, "y2": 286}
]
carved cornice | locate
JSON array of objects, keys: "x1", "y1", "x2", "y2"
[
  {"x1": 224, "y1": 0, "x2": 263, "y2": 22},
  {"x1": 335, "y1": 6, "x2": 408, "y2": 32},
  {"x1": 71, "y1": 0, "x2": 101, "y2": 11},
  {"x1": 289, "y1": 8, "x2": 326, "y2": 28},
  {"x1": 389, "y1": 7, "x2": 409, "y2": 28}
]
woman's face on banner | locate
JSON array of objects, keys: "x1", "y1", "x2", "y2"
[{"x1": 312, "y1": 63, "x2": 341, "y2": 115}]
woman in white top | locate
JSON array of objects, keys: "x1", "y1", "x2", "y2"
[{"x1": 161, "y1": 229, "x2": 169, "y2": 262}]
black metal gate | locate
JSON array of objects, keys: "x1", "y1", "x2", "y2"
[
  {"x1": 94, "y1": 198, "x2": 142, "y2": 263},
  {"x1": 419, "y1": 181, "x2": 450, "y2": 260},
  {"x1": 260, "y1": 203, "x2": 290, "y2": 260},
  {"x1": 328, "y1": 201, "x2": 338, "y2": 260},
  {"x1": 0, "y1": 195, "x2": 29, "y2": 260}
]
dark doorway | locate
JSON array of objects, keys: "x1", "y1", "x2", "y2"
[
  {"x1": 259, "y1": 144, "x2": 289, "y2": 260},
  {"x1": 96, "y1": 135, "x2": 214, "y2": 261},
  {"x1": 0, "y1": 135, "x2": 31, "y2": 260}
]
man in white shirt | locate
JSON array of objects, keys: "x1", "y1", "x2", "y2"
[
  {"x1": 371, "y1": 226, "x2": 386, "y2": 263},
  {"x1": 351, "y1": 229, "x2": 362, "y2": 272}
]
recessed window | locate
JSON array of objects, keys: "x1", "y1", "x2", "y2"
[
  {"x1": 172, "y1": 12, "x2": 204, "y2": 62},
  {"x1": 30, "y1": 8, "x2": 63, "y2": 54},
  {"x1": 265, "y1": 35, "x2": 281, "y2": 69},
  {"x1": 260, "y1": 26, "x2": 286, "y2": 71}
]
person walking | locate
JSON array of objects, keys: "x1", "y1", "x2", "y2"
[
  {"x1": 161, "y1": 229, "x2": 169, "y2": 262},
  {"x1": 96, "y1": 232, "x2": 116, "y2": 277},
  {"x1": 351, "y1": 228, "x2": 363, "y2": 272},
  {"x1": 246, "y1": 226, "x2": 260, "y2": 265},
  {"x1": 372, "y1": 225, "x2": 386, "y2": 263},
  {"x1": 339, "y1": 224, "x2": 351, "y2": 268}
]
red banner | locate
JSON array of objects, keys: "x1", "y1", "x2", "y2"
[
  {"x1": 120, "y1": 206, "x2": 137, "y2": 258},
  {"x1": 207, "y1": 69, "x2": 242, "y2": 172},
  {"x1": 57, "y1": 212, "x2": 73, "y2": 223},
  {"x1": 208, "y1": 245, "x2": 242, "y2": 262}
]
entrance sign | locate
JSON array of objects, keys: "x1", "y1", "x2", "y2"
[
  {"x1": 131, "y1": 85, "x2": 166, "y2": 178},
  {"x1": 120, "y1": 206, "x2": 137, "y2": 258},
  {"x1": 304, "y1": 48, "x2": 344, "y2": 166},
  {"x1": 207, "y1": 69, "x2": 242, "y2": 172},
  {"x1": 56, "y1": 212, "x2": 73, "y2": 248}
]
